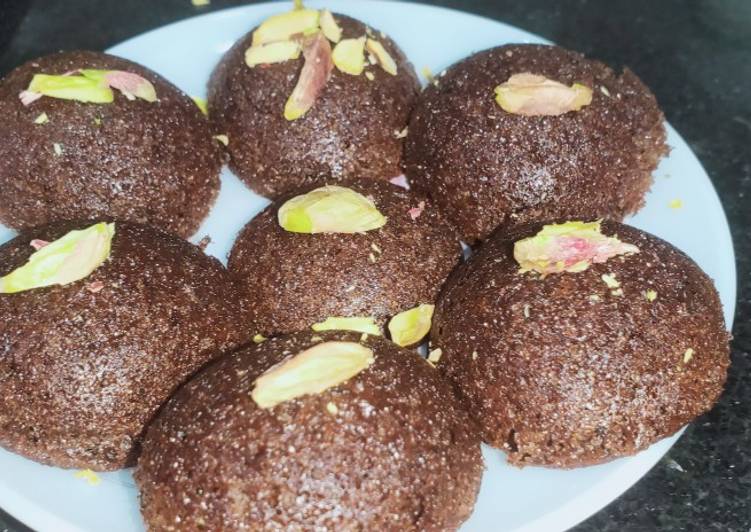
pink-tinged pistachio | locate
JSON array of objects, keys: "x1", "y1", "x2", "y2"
[
  {"x1": 514, "y1": 220, "x2": 639, "y2": 275},
  {"x1": 19, "y1": 90, "x2": 43, "y2": 106},
  {"x1": 251, "y1": 341, "x2": 374, "y2": 408},
  {"x1": 30, "y1": 239, "x2": 49, "y2": 250},
  {"x1": 79, "y1": 70, "x2": 157, "y2": 102},
  {"x1": 86, "y1": 280, "x2": 104, "y2": 293},
  {"x1": 408, "y1": 201, "x2": 426, "y2": 220},
  {"x1": 0, "y1": 222, "x2": 115, "y2": 294},
  {"x1": 494, "y1": 73, "x2": 592, "y2": 116},
  {"x1": 389, "y1": 175, "x2": 410, "y2": 189},
  {"x1": 284, "y1": 32, "x2": 333, "y2": 121},
  {"x1": 278, "y1": 185, "x2": 387, "y2": 233}
]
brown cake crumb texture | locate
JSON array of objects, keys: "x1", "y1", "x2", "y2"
[
  {"x1": 431, "y1": 220, "x2": 730, "y2": 468},
  {"x1": 0, "y1": 221, "x2": 248, "y2": 470},
  {"x1": 0, "y1": 51, "x2": 222, "y2": 238},
  {"x1": 208, "y1": 15, "x2": 420, "y2": 198},
  {"x1": 403, "y1": 44, "x2": 668, "y2": 243},
  {"x1": 136, "y1": 331, "x2": 483, "y2": 531},
  {"x1": 229, "y1": 178, "x2": 461, "y2": 336}
]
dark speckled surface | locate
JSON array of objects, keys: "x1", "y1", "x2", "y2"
[{"x1": 1, "y1": 1, "x2": 749, "y2": 531}]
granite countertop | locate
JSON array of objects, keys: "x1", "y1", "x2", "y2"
[{"x1": 1, "y1": 0, "x2": 749, "y2": 531}]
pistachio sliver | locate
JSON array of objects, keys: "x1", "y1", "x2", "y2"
[
  {"x1": 495, "y1": 73, "x2": 592, "y2": 116},
  {"x1": 284, "y1": 32, "x2": 333, "y2": 121},
  {"x1": 312, "y1": 316, "x2": 381, "y2": 335},
  {"x1": 388, "y1": 304, "x2": 434, "y2": 347},
  {"x1": 26, "y1": 74, "x2": 114, "y2": 104},
  {"x1": 278, "y1": 185, "x2": 386, "y2": 234},
  {"x1": 245, "y1": 40, "x2": 302, "y2": 67},
  {"x1": 252, "y1": 9, "x2": 320, "y2": 46},
  {"x1": 79, "y1": 69, "x2": 157, "y2": 102},
  {"x1": 513, "y1": 220, "x2": 639, "y2": 275},
  {"x1": 0, "y1": 222, "x2": 115, "y2": 294},
  {"x1": 365, "y1": 38, "x2": 397, "y2": 75},
  {"x1": 251, "y1": 341, "x2": 374, "y2": 408},
  {"x1": 319, "y1": 10, "x2": 342, "y2": 43},
  {"x1": 332, "y1": 37, "x2": 366, "y2": 75}
]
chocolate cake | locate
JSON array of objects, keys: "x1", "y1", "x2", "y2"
[
  {"x1": 0, "y1": 51, "x2": 222, "y2": 238},
  {"x1": 0, "y1": 220, "x2": 247, "y2": 470},
  {"x1": 431, "y1": 220, "x2": 730, "y2": 467},
  {"x1": 208, "y1": 8, "x2": 419, "y2": 197},
  {"x1": 136, "y1": 330, "x2": 483, "y2": 530},
  {"x1": 403, "y1": 44, "x2": 668, "y2": 243}
]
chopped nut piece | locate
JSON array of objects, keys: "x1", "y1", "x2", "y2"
[
  {"x1": 311, "y1": 316, "x2": 381, "y2": 335},
  {"x1": 389, "y1": 175, "x2": 410, "y2": 189},
  {"x1": 523, "y1": 304, "x2": 531, "y2": 318},
  {"x1": 212, "y1": 134, "x2": 229, "y2": 146},
  {"x1": 589, "y1": 294, "x2": 601, "y2": 302},
  {"x1": 191, "y1": 96, "x2": 208, "y2": 115},
  {"x1": 421, "y1": 66, "x2": 434, "y2": 84},
  {"x1": 278, "y1": 185, "x2": 386, "y2": 233},
  {"x1": 326, "y1": 402, "x2": 339, "y2": 415},
  {"x1": 284, "y1": 32, "x2": 334, "y2": 121},
  {"x1": 365, "y1": 38, "x2": 397, "y2": 75},
  {"x1": 1, "y1": 222, "x2": 115, "y2": 294},
  {"x1": 394, "y1": 127, "x2": 408, "y2": 139},
  {"x1": 74, "y1": 469, "x2": 101, "y2": 486},
  {"x1": 494, "y1": 73, "x2": 592, "y2": 116},
  {"x1": 368, "y1": 252, "x2": 377, "y2": 263},
  {"x1": 319, "y1": 9, "x2": 342, "y2": 43},
  {"x1": 601, "y1": 273, "x2": 620, "y2": 289},
  {"x1": 408, "y1": 201, "x2": 425, "y2": 220},
  {"x1": 252, "y1": 9, "x2": 320, "y2": 46},
  {"x1": 245, "y1": 40, "x2": 302, "y2": 67},
  {"x1": 253, "y1": 334, "x2": 267, "y2": 343},
  {"x1": 472, "y1": 350, "x2": 478, "y2": 360},
  {"x1": 52, "y1": 143, "x2": 63, "y2": 156},
  {"x1": 332, "y1": 37, "x2": 366, "y2": 76},
  {"x1": 514, "y1": 221, "x2": 639, "y2": 275},
  {"x1": 388, "y1": 304, "x2": 434, "y2": 347},
  {"x1": 86, "y1": 280, "x2": 104, "y2": 293},
  {"x1": 644, "y1": 289, "x2": 658, "y2": 302},
  {"x1": 600, "y1": 85, "x2": 611, "y2": 97},
  {"x1": 683, "y1": 348, "x2": 694, "y2": 363},
  {"x1": 250, "y1": 341, "x2": 374, "y2": 408},
  {"x1": 611, "y1": 288, "x2": 624, "y2": 296},
  {"x1": 364, "y1": 71, "x2": 375, "y2": 81},
  {"x1": 427, "y1": 347, "x2": 442, "y2": 364},
  {"x1": 370, "y1": 243, "x2": 382, "y2": 254},
  {"x1": 34, "y1": 112, "x2": 49, "y2": 124},
  {"x1": 30, "y1": 239, "x2": 49, "y2": 250}
]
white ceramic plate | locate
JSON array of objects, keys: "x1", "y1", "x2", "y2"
[{"x1": 0, "y1": 2, "x2": 736, "y2": 531}]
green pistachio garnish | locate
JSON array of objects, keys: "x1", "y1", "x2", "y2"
[
  {"x1": 494, "y1": 73, "x2": 592, "y2": 116},
  {"x1": 251, "y1": 341, "x2": 374, "y2": 408},
  {"x1": 514, "y1": 220, "x2": 639, "y2": 275},
  {"x1": 311, "y1": 316, "x2": 381, "y2": 335},
  {"x1": 33, "y1": 112, "x2": 49, "y2": 124},
  {"x1": 278, "y1": 185, "x2": 387, "y2": 234},
  {"x1": 332, "y1": 37, "x2": 366, "y2": 75},
  {"x1": 0, "y1": 222, "x2": 115, "y2": 294},
  {"x1": 26, "y1": 74, "x2": 114, "y2": 104},
  {"x1": 251, "y1": 9, "x2": 320, "y2": 46},
  {"x1": 387, "y1": 304, "x2": 434, "y2": 347},
  {"x1": 191, "y1": 96, "x2": 208, "y2": 115},
  {"x1": 20, "y1": 70, "x2": 156, "y2": 106}
]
